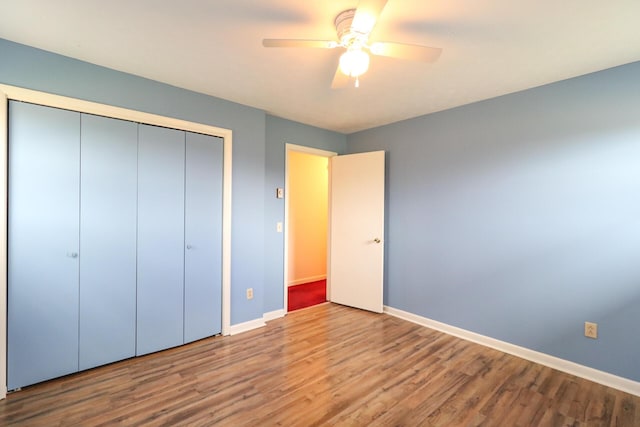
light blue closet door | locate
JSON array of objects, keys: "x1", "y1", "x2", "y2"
[
  {"x1": 79, "y1": 114, "x2": 138, "y2": 370},
  {"x1": 184, "y1": 132, "x2": 223, "y2": 343},
  {"x1": 137, "y1": 124, "x2": 186, "y2": 355},
  {"x1": 8, "y1": 101, "x2": 81, "y2": 390}
]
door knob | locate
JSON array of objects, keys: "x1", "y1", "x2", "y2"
[
  {"x1": 186, "y1": 244, "x2": 193, "y2": 250},
  {"x1": 67, "y1": 252, "x2": 78, "y2": 258},
  {"x1": 373, "y1": 238, "x2": 381, "y2": 244}
]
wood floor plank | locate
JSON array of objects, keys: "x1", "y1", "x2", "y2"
[{"x1": 1, "y1": 303, "x2": 639, "y2": 426}]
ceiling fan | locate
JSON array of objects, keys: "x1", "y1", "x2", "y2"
[{"x1": 262, "y1": 0, "x2": 442, "y2": 88}]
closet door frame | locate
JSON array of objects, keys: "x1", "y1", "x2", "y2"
[{"x1": 0, "y1": 84, "x2": 233, "y2": 400}]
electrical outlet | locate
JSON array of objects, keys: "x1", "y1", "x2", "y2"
[
  {"x1": 585, "y1": 321, "x2": 598, "y2": 339},
  {"x1": 246, "y1": 288, "x2": 254, "y2": 300},
  {"x1": 276, "y1": 188, "x2": 284, "y2": 199}
]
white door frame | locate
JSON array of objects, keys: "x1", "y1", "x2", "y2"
[
  {"x1": 284, "y1": 144, "x2": 337, "y2": 312},
  {"x1": 0, "y1": 84, "x2": 233, "y2": 399}
]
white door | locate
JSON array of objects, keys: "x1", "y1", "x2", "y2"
[{"x1": 329, "y1": 151, "x2": 385, "y2": 313}]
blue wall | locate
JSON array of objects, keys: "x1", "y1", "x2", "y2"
[
  {"x1": 264, "y1": 116, "x2": 347, "y2": 313},
  {"x1": 347, "y1": 61, "x2": 640, "y2": 381},
  {"x1": 0, "y1": 38, "x2": 266, "y2": 325}
]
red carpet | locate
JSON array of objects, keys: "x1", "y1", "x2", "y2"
[{"x1": 288, "y1": 279, "x2": 326, "y2": 312}]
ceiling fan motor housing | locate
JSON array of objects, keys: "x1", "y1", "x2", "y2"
[{"x1": 335, "y1": 9, "x2": 366, "y2": 48}]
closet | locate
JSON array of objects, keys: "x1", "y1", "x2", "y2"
[{"x1": 7, "y1": 101, "x2": 223, "y2": 390}]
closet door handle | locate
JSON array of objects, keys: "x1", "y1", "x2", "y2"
[
  {"x1": 186, "y1": 244, "x2": 193, "y2": 250},
  {"x1": 67, "y1": 252, "x2": 78, "y2": 258}
]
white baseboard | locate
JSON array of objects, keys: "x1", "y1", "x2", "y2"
[
  {"x1": 384, "y1": 306, "x2": 640, "y2": 397},
  {"x1": 288, "y1": 275, "x2": 326, "y2": 287},
  {"x1": 228, "y1": 310, "x2": 286, "y2": 336},
  {"x1": 228, "y1": 318, "x2": 266, "y2": 335},
  {"x1": 264, "y1": 309, "x2": 285, "y2": 322}
]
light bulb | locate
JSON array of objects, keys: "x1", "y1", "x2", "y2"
[{"x1": 339, "y1": 48, "x2": 370, "y2": 78}]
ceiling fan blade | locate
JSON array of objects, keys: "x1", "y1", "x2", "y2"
[
  {"x1": 352, "y1": 0, "x2": 388, "y2": 34},
  {"x1": 369, "y1": 42, "x2": 442, "y2": 62},
  {"x1": 262, "y1": 39, "x2": 337, "y2": 49},
  {"x1": 331, "y1": 65, "x2": 350, "y2": 89}
]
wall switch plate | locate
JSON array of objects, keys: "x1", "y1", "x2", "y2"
[
  {"x1": 276, "y1": 222, "x2": 283, "y2": 233},
  {"x1": 276, "y1": 188, "x2": 284, "y2": 199},
  {"x1": 246, "y1": 288, "x2": 254, "y2": 300},
  {"x1": 585, "y1": 321, "x2": 598, "y2": 339}
]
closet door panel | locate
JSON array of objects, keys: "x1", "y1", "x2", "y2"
[
  {"x1": 8, "y1": 101, "x2": 81, "y2": 389},
  {"x1": 184, "y1": 133, "x2": 223, "y2": 343},
  {"x1": 137, "y1": 124, "x2": 185, "y2": 355},
  {"x1": 79, "y1": 114, "x2": 138, "y2": 370}
]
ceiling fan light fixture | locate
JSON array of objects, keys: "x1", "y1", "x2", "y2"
[{"x1": 339, "y1": 48, "x2": 370, "y2": 77}]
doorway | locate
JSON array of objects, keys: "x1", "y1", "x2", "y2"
[{"x1": 284, "y1": 144, "x2": 336, "y2": 312}]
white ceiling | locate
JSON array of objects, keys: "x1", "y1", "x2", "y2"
[{"x1": 1, "y1": 0, "x2": 640, "y2": 134}]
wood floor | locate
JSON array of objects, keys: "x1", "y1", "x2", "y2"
[{"x1": 1, "y1": 303, "x2": 638, "y2": 426}]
